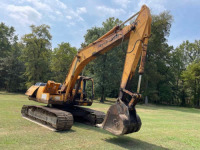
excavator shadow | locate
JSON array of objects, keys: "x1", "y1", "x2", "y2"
[
  {"x1": 73, "y1": 123, "x2": 169, "y2": 149},
  {"x1": 105, "y1": 136, "x2": 169, "y2": 150},
  {"x1": 57, "y1": 129, "x2": 76, "y2": 134}
]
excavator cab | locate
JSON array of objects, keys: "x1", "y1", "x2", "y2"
[{"x1": 72, "y1": 76, "x2": 94, "y2": 106}]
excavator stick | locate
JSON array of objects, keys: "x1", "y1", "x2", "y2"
[
  {"x1": 98, "y1": 99, "x2": 141, "y2": 135},
  {"x1": 98, "y1": 5, "x2": 151, "y2": 135}
]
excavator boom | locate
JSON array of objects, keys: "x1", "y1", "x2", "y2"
[{"x1": 61, "y1": 5, "x2": 151, "y2": 102}]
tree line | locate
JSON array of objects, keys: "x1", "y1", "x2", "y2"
[{"x1": 0, "y1": 11, "x2": 199, "y2": 107}]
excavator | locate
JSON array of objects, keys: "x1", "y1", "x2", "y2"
[{"x1": 21, "y1": 5, "x2": 152, "y2": 135}]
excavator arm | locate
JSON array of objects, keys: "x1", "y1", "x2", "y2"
[{"x1": 61, "y1": 5, "x2": 151, "y2": 105}]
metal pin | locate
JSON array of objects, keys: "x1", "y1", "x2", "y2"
[{"x1": 137, "y1": 75, "x2": 142, "y2": 93}]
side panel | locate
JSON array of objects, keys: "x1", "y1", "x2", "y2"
[
  {"x1": 25, "y1": 85, "x2": 39, "y2": 96},
  {"x1": 36, "y1": 86, "x2": 49, "y2": 101}
]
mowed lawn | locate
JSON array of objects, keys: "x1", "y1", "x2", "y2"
[{"x1": 0, "y1": 91, "x2": 200, "y2": 150}]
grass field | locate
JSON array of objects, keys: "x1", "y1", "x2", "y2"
[{"x1": 0, "y1": 91, "x2": 200, "y2": 150}]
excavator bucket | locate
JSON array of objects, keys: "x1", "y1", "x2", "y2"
[{"x1": 99, "y1": 99, "x2": 141, "y2": 135}]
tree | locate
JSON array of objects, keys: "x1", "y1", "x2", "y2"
[
  {"x1": 21, "y1": 24, "x2": 52, "y2": 88},
  {"x1": 182, "y1": 61, "x2": 200, "y2": 107},
  {"x1": 180, "y1": 40, "x2": 200, "y2": 63},
  {"x1": 171, "y1": 47, "x2": 186, "y2": 105},
  {"x1": 0, "y1": 23, "x2": 16, "y2": 57},
  {"x1": 140, "y1": 11, "x2": 174, "y2": 104},
  {"x1": 171, "y1": 40, "x2": 200, "y2": 106},
  {"x1": 82, "y1": 18, "x2": 125, "y2": 103},
  {"x1": 0, "y1": 23, "x2": 25, "y2": 91},
  {"x1": 5, "y1": 42, "x2": 26, "y2": 92},
  {"x1": 51, "y1": 42, "x2": 77, "y2": 83}
]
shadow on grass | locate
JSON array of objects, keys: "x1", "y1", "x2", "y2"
[
  {"x1": 105, "y1": 136, "x2": 169, "y2": 150},
  {"x1": 73, "y1": 122, "x2": 168, "y2": 150},
  {"x1": 57, "y1": 129, "x2": 76, "y2": 134}
]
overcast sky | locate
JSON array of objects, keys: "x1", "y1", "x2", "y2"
[{"x1": 0, "y1": 0, "x2": 200, "y2": 49}]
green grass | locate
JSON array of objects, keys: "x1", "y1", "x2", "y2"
[{"x1": 0, "y1": 91, "x2": 200, "y2": 150}]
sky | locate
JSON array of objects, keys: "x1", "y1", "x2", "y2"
[{"x1": 0, "y1": 0, "x2": 200, "y2": 49}]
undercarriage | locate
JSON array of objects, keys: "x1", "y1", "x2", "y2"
[
  {"x1": 21, "y1": 101, "x2": 141, "y2": 135},
  {"x1": 21, "y1": 105, "x2": 105, "y2": 131}
]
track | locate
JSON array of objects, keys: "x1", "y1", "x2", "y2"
[
  {"x1": 21, "y1": 105, "x2": 105, "y2": 131},
  {"x1": 21, "y1": 105, "x2": 73, "y2": 131},
  {"x1": 64, "y1": 106, "x2": 105, "y2": 125}
]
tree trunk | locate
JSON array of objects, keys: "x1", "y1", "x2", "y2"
[
  {"x1": 100, "y1": 86, "x2": 105, "y2": 103},
  {"x1": 100, "y1": 54, "x2": 107, "y2": 103},
  {"x1": 181, "y1": 80, "x2": 186, "y2": 106},
  {"x1": 197, "y1": 80, "x2": 200, "y2": 107},
  {"x1": 145, "y1": 96, "x2": 148, "y2": 104},
  {"x1": 145, "y1": 78, "x2": 149, "y2": 104},
  {"x1": 194, "y1": 79, "x2": 197, "y2": 107}
]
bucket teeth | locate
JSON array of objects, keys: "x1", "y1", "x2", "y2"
[{"x1": 99, "y1": 99, "x2": 141, "y2": 135}]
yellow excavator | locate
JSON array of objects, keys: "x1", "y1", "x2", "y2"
[{"x1": 22, "y1": 5, "x2": 152, "y2": 135}]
